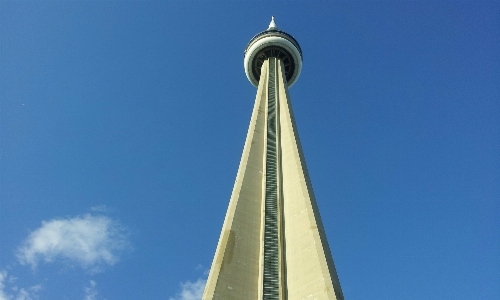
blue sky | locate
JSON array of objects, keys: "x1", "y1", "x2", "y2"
[{"x1": 1, "y1": 1, "x2": 499, "y2": 299}]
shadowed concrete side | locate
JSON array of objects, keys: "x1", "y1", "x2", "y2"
[{"x1": 277, "y1": 60, "x2": 344, "y2": 300}]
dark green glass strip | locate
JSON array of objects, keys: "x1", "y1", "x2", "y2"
[{"x1": 263, "y1": 58, "x2": 280, "y2": 300}]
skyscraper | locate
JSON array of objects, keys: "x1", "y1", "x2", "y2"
[{"x1": 203, "y1": 18, "x2": 344, "y2": 300}]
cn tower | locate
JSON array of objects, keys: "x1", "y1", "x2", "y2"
[{"x1": 203, "y1": 18, "x2": 344, "y2": 300}]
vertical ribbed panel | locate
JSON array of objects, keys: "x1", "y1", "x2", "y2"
[{"x1": 263, "y1": 58, "x2": 280, "y2": 300}]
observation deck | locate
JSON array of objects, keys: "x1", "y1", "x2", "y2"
[{"x1": 244, "y1": 17, "x2": 303, "y2": 87}]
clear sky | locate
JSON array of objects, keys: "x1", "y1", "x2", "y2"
[{"x1": 1, "y1": 1, "x2": 499, "y2": 300}]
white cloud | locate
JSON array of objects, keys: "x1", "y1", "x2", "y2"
[
  {"x1": 17, "y1": 214, "x2": 129, "y2": 272},
  {"x1": 0, "y1": 270, "x2": 41, "y2": 300},
  {"x1": 14, "y1": 289, "x2": 32, "y2": 300},
  {"x1": 84, "y1": 280, "x2": 98, "y2": 300},
  {"x1": 90, "y1": 205, "x2": 108, "y2": 213},
  {"x1": 0, "y1": 270, "x2": 11, "y2": 300},
  {"x1": 169, "y1": 278, "x2": 206, "y2": 300}
]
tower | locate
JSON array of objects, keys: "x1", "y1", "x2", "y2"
[{"x1": 203, "y1": 18, "x2": 344, "y2": 300}]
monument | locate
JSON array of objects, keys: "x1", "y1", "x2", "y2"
[{"x1": 203, "y1": 17, "x2": 344, "y2": 300}]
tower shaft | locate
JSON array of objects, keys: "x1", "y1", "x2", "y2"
[{"x1": 203, "y1": 58, "x2": 344, "y2": 300}]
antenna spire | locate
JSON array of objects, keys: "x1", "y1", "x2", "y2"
[{"x1": 268, "y1": 16, "x2": 278, "y2": 30}]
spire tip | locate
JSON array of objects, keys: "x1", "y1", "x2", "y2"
[{"x1": 268, "y1": 16, "x2": 278, "y2": 30}]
